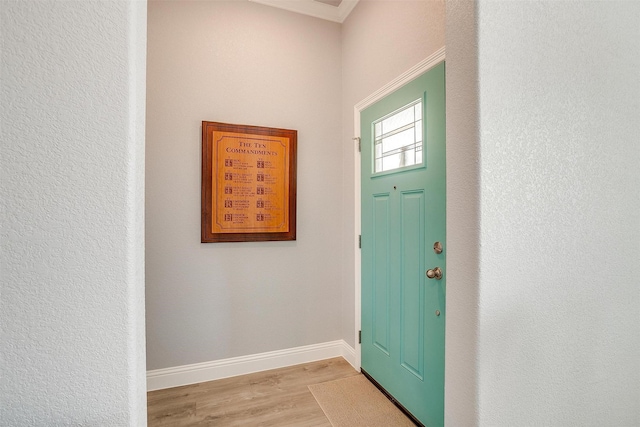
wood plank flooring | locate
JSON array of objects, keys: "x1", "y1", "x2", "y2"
[{"x1": 147, "y1": 357, "x2": 360, "y2": 426}]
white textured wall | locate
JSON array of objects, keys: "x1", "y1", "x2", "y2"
[
  {"x1": 146, "y1": 0, "x2": 343, "y2": 369},
  {"x1": 340, "y1": 0, "x2": 445, "y2": 346},
  {"x1": 0, "y1": 1, "x2": 147, "y2": 425},
  {"x1": 447, "y1": 1, "x2": 640, "y2": 425}
]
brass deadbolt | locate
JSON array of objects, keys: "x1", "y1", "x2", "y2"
[{"x1": 426, "y1": 267, "x2": 443, "y2": 280}]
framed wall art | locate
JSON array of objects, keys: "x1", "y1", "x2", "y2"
[{"x1": 201, "y1": 121, "x2": 297, "y2": 242}]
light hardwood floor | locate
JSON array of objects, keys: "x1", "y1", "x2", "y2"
[{"x1": 147, "y1": 357, "x2": 360, "y2": 426}]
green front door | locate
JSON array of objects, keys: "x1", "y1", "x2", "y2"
[{"x1": 361, "y1": 62, "x2": 445, "y2": 427}]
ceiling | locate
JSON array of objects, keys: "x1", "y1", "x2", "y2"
[
  {"x1": 315, "y1": 0, "x2": 343, "y2": 6},
  {"x1": 249, "y1": 0, "x2": 359, "y2": 23}
]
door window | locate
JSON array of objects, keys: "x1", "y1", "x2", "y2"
[{"x1": 373, "y1": 99, "x2": 423, "y2": 173}]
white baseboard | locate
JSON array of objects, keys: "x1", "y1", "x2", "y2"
[{"x1": 147, "y1": 340, "x2": 357, "y2": 391}]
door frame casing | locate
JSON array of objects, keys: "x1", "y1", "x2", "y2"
[{"x1": 353, "y1": 47, "x2": 446, "y2": 370}]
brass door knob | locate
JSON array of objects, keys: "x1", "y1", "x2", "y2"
[{"x1": 426, "y1": 267, "x2": 443, "y2": 280}]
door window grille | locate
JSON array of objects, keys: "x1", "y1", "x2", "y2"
[{"x1": 373, "y1": 99, "x2": 423, "y2": 173}]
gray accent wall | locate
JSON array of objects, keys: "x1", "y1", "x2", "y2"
[{"x1": 146, "y1": 0, "x2": 343, "y2": 370}]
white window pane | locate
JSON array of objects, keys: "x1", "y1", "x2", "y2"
[
  {"x1": 415, "y1": 120, "x2": 422, "y2": 143},
  {"x1": 382, "y1": 127, "x2": 414, "y2": 155},
  {"x1": 382, "y1": 152, "x2": 402, "y2": 171},
  {"x1": 381, "y1": 107, "x2": 414, "y2": 135},
  {"x1": 414, "y1": 102, "x2": 422, "y2": 121},
  {"x1": 373, "y1": 99, "x2": 423, "y2": 173}
]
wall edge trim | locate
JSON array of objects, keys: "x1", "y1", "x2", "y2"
[{"x1": 147, "y1": 340, "x2": 357, "y2": 391}]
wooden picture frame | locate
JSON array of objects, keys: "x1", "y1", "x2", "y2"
[{"x1": 201, "y1": 121, "x2": 297, "y2": 242}]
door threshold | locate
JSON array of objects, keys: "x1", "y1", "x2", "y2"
[{"x1": 360, "y1": 368, "x2": 424, "y2": 427}]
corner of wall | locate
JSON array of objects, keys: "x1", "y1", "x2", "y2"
[{"x1": 444, "y1": 0, "x2": 481, "y2": 426}]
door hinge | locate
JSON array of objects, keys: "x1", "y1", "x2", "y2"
[
  {"x1": 358, "y1": 235, "x2": 361, "y2": 249},
  {"x1": 353, "y1": 137, "x2": 361, "y2": 152},
  {"x1": 359, "y1": 330, "x2": 362, "y2": 344}
]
